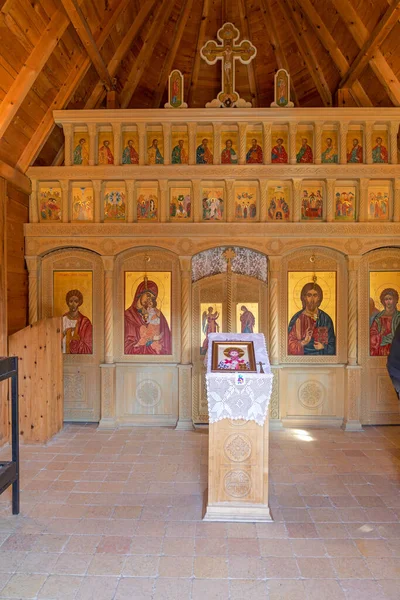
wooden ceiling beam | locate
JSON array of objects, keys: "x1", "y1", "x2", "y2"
[
  {"x1": 279, "y1": 0, "x2": 332, "y2": 106},
  {"x1": 86, "y1": 0, "x2": 158, "y2": 108},
  {"x1": 259, "y1": 0, "x2": 299, "y2": 106},
  {"x1": 0, "y1": 159, "x2": 31, "y2": 195},
  {"x1": 0, "y1": 1, "x2": 85, "y2": 139},
  {"x1": 60, "y1": 0, "x2": 114, "y2": 91},
  {"x1": 332, "y1": 0, "x2": 400, "y2": 105},
  {"x1": 152, "y1": 0, "x2": 194, "y2": 108},
  {"x1": 16, "y1": 0, "x2": 130, "y2": 172},
  {"x1": 294, "y1": 0, "x2": 372, "y2": 107},
  {"x1": 238, "y1": 0, "x2": 258, "y2": 107},
  {"x1": 187, "y1": 0, "x2": 209, "y2": 107},
  {"x1": 119, "y1": 0, "x2": 176, "y2": 108},
  {"x1": 339, "y1": 0, "x2": 400, "y2": 90}
]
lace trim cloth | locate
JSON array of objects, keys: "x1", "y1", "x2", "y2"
[{"x1": 206, "y1": 333, "x2": 273, "y2": 426}]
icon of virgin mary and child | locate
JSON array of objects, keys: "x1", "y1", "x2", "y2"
[{"x1": 124, "y1": 279, "x2": 172, "y2": 355}]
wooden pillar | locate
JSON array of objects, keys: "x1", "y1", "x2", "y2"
[
  {"x1": 0, "y1": 178, "x2": 8, "y2": 445},
  {"x1": 326, "y1": 179, "x2": 335, "y2": 222},
  {"x1": 176, "y1": 256, "x2": 193, "y2": 430},
  {"x1": 192, "y1": 179, "x2": 201, "y2": 223},
  {"x1": 99, "y1": 257, "x2": 116, "y2": 429},
  {"x1": 112, "y1": 123, "x2": 121, "y2": 166},
  {"x1": 188, "y1": 122, "x2": 197, "y2": 166},
  {"x1": 60, "y1": 180, "x2": 70, "y2": 223},
  {"x1": 268, "y1": 256, "x2": 280, "y2": 366},
  {"x1": 289, "y1": 122, "x2": 297, "y2": 165},
  {"x1": 262, "y1": 122, "x2": 272, "y2": 165},
  {"x1": 30, "y1": 179, "x2": 39, "y2": 224},
  {"x1": 213, "y1": 123, "x2": 221, "y2": 165},
  {"x1": 92, "y1": 180, "x2": 102, "y2": 222},
  {"x1": 225, "y1": 179, "x2": 235, "y2": 222},
  {"x1": 88, "y1": 123, "x2": 97, "y2": 166},
  {"x1": 25, "y1": 256, "x2": 40, "y2": 325},
  {"x1": 292, "y1": 179, "x2": 302, "y2": 222},
  {"x1": 238, "y1": 123, "x2": 247, "y2": 165},
  {"x1": 394, "y1": 179, "x2": 400, "y2": 222},
  {"x1": 159, "y1": 179, "x2": 168, "y2": 222},
  {"x1": 343, "y1": 255, "x2": 362, "y2": 431},
  {"x1": 63, "y1": 123, "x2": 73, "y2": 167},
  {"x1": 125, "y1": 180, "x2": 135, "y2": 223},
  {"x1": 314, "y1": 122, "x2": 323, "y2": 165},
  {"x1": 390, "y1": 121, "x2": 399, "y2": 164},
  {"x1": 359, "y1": 178, "x2": 369, "y2": 222},
  {"x1": 163, "y1": 123, "x2": 171, "y2": 165},
  {"x1": 365, "y1": 122, "x2": 373, "y2": 165},
  {"x1": 259, "y1": 179, "x2": 267, "y2": 221},
  {"x1": 340, "y1": 122, "x2": 349, "y2": 165},
  {"x1": 137, "y1": 123, "x2": 146, "y2": 166}
]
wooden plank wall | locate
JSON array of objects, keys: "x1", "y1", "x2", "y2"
[{"x1": 0, "y1": 177, "x2": 29, "y2": 446}]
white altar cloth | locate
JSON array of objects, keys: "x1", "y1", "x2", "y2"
[{"x1": 206, "y1": 333, "x2": 273, "y2": 426}]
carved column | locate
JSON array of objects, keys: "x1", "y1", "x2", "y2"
[
  {"x1": 163, "y1": 122, "x2": 171, "y2": 165},
  {"x1": 314, "y1": 122, "x2": 323, "y2": 165},
  {"x1": 102, "y1": 256, "x2": 115, "y2": 364},
  {"x1": 158, "y1": 179, "x2": 168, "y2": 222},
  {"x1": 112, "y1": 123, "x2": 121, "y2": 165},
  {"x1": 88, "y1": 123, "x2": 97, "y2": 166},
  {"x1": 188, "y1": 122, "x2": 197, "y2": 166},
  {"x1": 262, "y1": 122, "x2": 272, "y2": 165},
  {"x1": 192, "y1": 179, "x2": 201, "y2": 222},
  {"x1": 340, "y1": 122, "x2": 349, "y2": 165},
  {"x1": 225, "y1": 179, "x2": 235, "y2": 222},
  {"x1": 268, "y1": 256, "x2": 281, "y2": 366},
  {"x1": 137, "y1": 122, "x2": 146, "y2": 166},
  {"x1": 63, "y1": 123, "x2": 73, "y2": 167},
  {"x1": 26, "y1": 256, "x2": 40, "y2": 324},
  {"x1": 60, "y1": 180, "x2": 69, "y2": 223},
  {"x1": 394, "y1": 179, "x2": 400, "y2": 222},
  {"x1": 238, "y1": 123, "x2": 247, "y2": 165},
  {"x1": 259, "y1": 178, "x2": 268, "y2": 221},
  {"x1": 359, "y1": 178, "x2": 369, "y2": 222},
  {"x1": 289, "y1": 122, "x2": 298, "y2": 165},
  {"x1": 292, "y1": 179, "x2": 302, "y2": 222},
  {"x1": 344, "y1": 253, "x2": 363, "y2": 431},
  {"x1": 92, "y1": 180, "x2": 102, "y2": 222},
  {"x1": 326, "y1": 179, "x2": 335, "y2": 222},
  {"x1": 30, "y1": 179, "x2": 38, "y2": 223},
  {"x1": 176, "y1": 256, "x2": 193, "y2": 430},
  {"x1": 125, "y1": 180, "x2": 135, "y2": 223},
  {"x1": 213, "y1": 123, "x2": 221, "y2": 165},
  {"x1": 365, "y1": 122, "x2": 373, "y2": 165},
  {"x1": 390, "y1": 121, "x2": 400, "y2": 164}
]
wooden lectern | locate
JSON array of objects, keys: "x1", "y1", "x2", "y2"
[{"x1": 203, "y1": 333, "x2": 273, "y2": 522}]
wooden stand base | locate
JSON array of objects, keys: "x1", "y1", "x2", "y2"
[{"x1": 204, "y1": 419, "x2": 271, "y2": 523}]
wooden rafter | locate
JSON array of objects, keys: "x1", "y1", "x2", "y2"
[
  {"x1": 60, "y1": 0, "x2": 114, "y2": 91},
  {"x1": 339, "y1": 0, "x2": 400, "y2": 90},
  {"x1": 295, "y1": 0, "x2": 372, "y2": 106},
  {"x1": 86, "y1": 0, "x2": 158, "y2": 109},
  {"x1": 259, "y1": 0, "x2": 299, "y2": 106},
  {"x1": 152, "y1": 0, "x2": 194, "y2": 108},
  {"x1": 119, "y1": 0, "x2": 176, "y2": 108},
  {"x1": 186, "y1": 0, "x2": 209, "y2": 107},
  {"x1": 16, "y1": 0, "x2": 130, "y2": 172},
  {"x1": 0, "y1": 2, "x2": 85, "y2": 139},
  {"x1": 238, "y1": 0, "x2": 258, "y2": 107},
  {"x1": 332, "y1": 0, "x2": 400, "y2": 106},
  {"x1": 279, "y1": 0, "x2": 332, "y2": 106}
]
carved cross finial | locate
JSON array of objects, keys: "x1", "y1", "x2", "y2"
[
  {"x1": 201, "y1": 22, "x2": 257, "y2": 108},
  {"x1": 223, "y1": 247, "x2": 236, "y2": 272}
]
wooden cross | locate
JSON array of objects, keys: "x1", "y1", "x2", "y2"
[
  {"x1": 223, "y1": 247, "x2": 236, "y2": 272},
  {"x1": 201, "y1": 22, "x2": 257, "y2": 107}
]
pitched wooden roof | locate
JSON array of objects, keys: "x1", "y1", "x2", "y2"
[{"x1": 0, "y1": 0, "x2": 399, "y2": 172}]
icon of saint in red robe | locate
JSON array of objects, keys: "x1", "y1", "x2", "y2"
[
  {"x1": 62, "y1": 289, "x2": 93, "y2": 354},
  {"x1": 370, "y1": 288, "x2": 400, "y2": 356}
]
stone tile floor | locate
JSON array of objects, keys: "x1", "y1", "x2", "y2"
[{"x1": 0, "y1": 424, "x2": 399, "y2": 599}]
